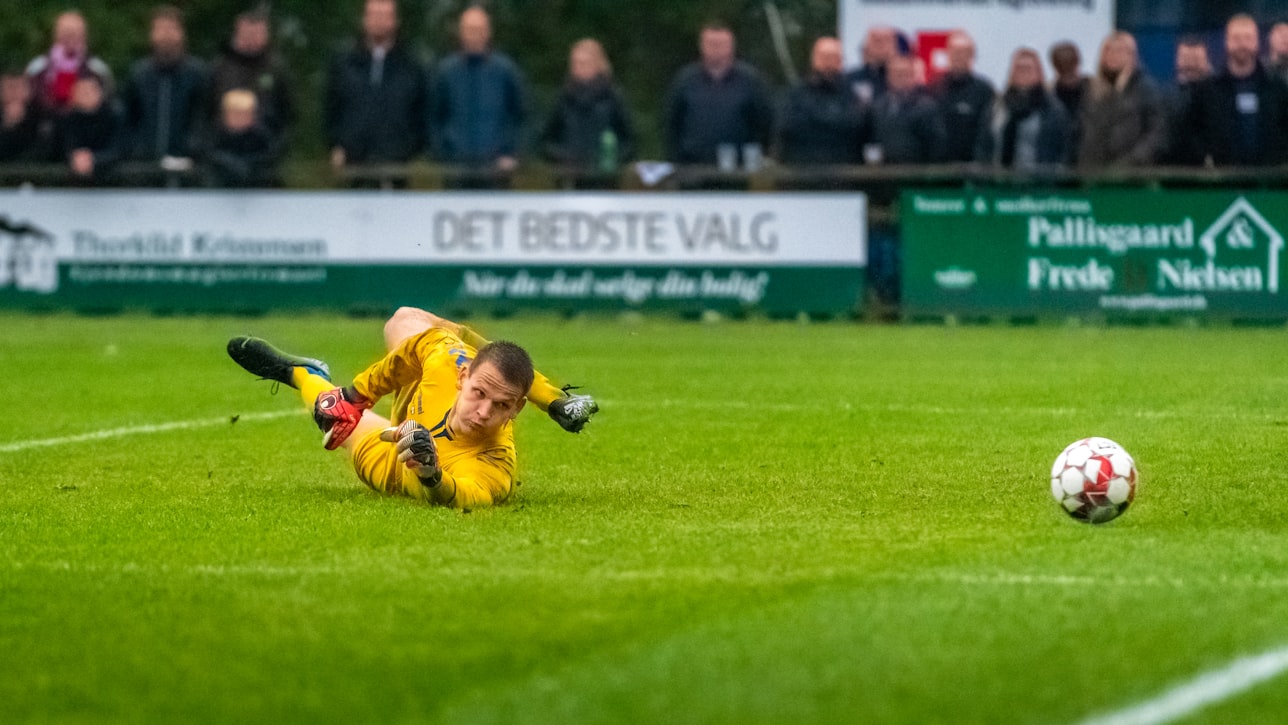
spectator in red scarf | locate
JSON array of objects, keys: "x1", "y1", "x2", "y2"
[{"x1": 25, "y1": 11, "x2": 115, "y2": 120}]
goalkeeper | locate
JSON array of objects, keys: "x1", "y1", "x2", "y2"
[{"x1": 227, "y1": 306, "x2": 598, "y2": 509}]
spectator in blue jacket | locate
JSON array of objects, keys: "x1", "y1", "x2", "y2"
[
  {"x1": 324, "y1": 0, "x2": 426, "y2": 178},
  {"x1": 663, "y1": 22, "x2": 774, "y2": 167},
  {"x1": 121, "y1": 5, "x2": 208, "y2": 168},
  {"x1": 428, "y1": 5, "x2": 527, "y2": 187}
]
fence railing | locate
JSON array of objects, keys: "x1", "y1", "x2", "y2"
[{"x1": 6, "y1": 160, "x2": 1288, "y2": 195}]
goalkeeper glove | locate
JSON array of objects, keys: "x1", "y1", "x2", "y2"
[
  {"x1": 314, "y1": 385, "x2": 372, "y2": 450},
  {"x1": 548, "y1": 387, "x2": 599, "y2": 433},
  {"x1": 380, "y1": 421, "x2": 442, "y2": 487}
]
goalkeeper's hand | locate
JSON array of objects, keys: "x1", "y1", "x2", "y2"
[
  {"x1": 548, "y1": 388, "x2": 599, "y2": 433},
  {"x1": 380, "y1": 421, "x2": 442, "y2": 487},
  {"x1": 314, "y1": 386, "x2": 372, "y2": 450}
]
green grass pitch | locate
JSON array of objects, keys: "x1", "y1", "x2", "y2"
[{"x1": 3, "y1": 312, "x2": 1288, "y2": 724}]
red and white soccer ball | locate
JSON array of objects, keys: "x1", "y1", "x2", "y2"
[{"x1": 1050, "y1": 437, "x2": 1138, "y2": 524}]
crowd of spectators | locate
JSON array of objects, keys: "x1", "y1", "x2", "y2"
[{"x1": 5, "y1": 3, "x2": 1288, "y2": 188}]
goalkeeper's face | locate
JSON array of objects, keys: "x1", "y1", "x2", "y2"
[{"x1": 451, "y1": 360, "x2": 526, "y2": 438}]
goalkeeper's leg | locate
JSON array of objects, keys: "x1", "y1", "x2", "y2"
[{"x1": 227, "y1": 336, "x2": 388, "y2": 453}]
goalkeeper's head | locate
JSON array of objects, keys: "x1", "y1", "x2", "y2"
[{"x1": 450, "y1": 341, "x2": 534, "y2": 439}]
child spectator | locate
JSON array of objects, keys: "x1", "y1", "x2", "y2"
[
  {"x1": 0, "y1": 71, "x2": 46, "y2": 161},
  {"x1": 205, "y1": 88, "x2": 281, "y2": 187},
  {"x1": 60, "y1": 73, "x2": 124, "y2": 184}
]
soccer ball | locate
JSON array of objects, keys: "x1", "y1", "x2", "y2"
[{"x1": 1050, "y1": 437, "x2": 1138, "y2": 524}]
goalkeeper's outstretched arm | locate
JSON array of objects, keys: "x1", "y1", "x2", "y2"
[{"x1": 381, "y1": 306, "x2": 599, "y2": 431}]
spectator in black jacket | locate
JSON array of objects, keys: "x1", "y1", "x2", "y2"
[
  {"x1": 539, "y1": 38, "x2": 635, "y2": 177},
  {"x1": 845, "y1": 25, "x2": 898, "y2": 105},
  {"x1": 209, "y1": 9, "x2": 296, "y2": 146},
  {"x1": 60, "y1": 73, "x2": 124, "y2": 185},
  {"x1": 1186, "y1": 14, "x2": 1288, "y2": 167},
  {"x1": 778, "y1": 36, "x2": 865, "y2": 166},
  {"x1": 867, "y1": 54, "x2": 946, "y2": 164},
  {"x1": 1160, "y1": 37, "x2": 1212, "y2": 165},
  {"x1": 121, "y1": 5, "x2": 208, "y2": 169},
  {"x1": 930, "y1": 30, "x2": 995, "y2": 163},
  {"x1": 662, "y1": 22, "x2": 774, "y2": 167},
  {"x1": 325, "y1": 0, "x2": 426, "y2": 175}
]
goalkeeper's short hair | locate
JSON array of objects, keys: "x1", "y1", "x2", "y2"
[{"x1": 473, "y1": 341, "x2": 535, "y2": 393}]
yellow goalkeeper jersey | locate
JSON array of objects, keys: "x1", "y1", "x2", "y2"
[{"x1": 347, "y1": 328, "x2": 517, "y2": 509}]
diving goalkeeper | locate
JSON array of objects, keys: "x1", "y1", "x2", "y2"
[{"x1": 227, "y1": 307, "x2": 598, "y2": 509}]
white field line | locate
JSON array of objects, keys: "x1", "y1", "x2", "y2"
[
  {"x1": 0, "y1": 409, "x2": 301, "y2": 454},
  {"x1": 896, "y1": 571, "x2": 1288, "y2": 591},
  {"x1": 1075, "y1": 645, "x2": 1288, "y2": 725}
]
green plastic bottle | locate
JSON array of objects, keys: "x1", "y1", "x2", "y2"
[{"x1": 598, "y1": 129, "x2": 619, "y2": 173}]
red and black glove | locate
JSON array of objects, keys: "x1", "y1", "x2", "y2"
[{"x1": 314, "y1": 386, "x2": 372, "y2": 450}]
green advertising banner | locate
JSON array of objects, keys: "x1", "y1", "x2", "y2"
[
  {"x1": 0, "y1": 190, "x2": 867, "y2": 316},
  {"x1": 903, "y1": 189, "x2": 1288, "y2": 319}
]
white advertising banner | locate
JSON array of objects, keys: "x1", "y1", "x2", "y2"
[
  {"x1": 0, "y1": 190, "x2": 866, "y2": 268},
  {"x1": 839, "y1": 0, "x2": 1116, "y2": 88}
]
